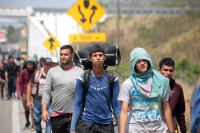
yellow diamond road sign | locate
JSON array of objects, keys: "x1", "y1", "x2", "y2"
[
  {"x1": 67, "y1": 0, "x2": 106, "y2": 32},
  {"x1": 69, "y1": 32, "x2": 106, "y2": 43},
  {"x1": 43, "y1": 35, "x2": 61, "y2": 53}
]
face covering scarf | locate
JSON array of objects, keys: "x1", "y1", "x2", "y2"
[{"x1": 129, "y1": 47, "x2": 169, "y2": 101}]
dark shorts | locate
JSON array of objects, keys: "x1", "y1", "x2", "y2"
[
  {"x1": 50, "y1": 114, "x2": 72, "y2": 133},
  {"x1": 77, "y1": 121, "x2": 114, "y2": 133}
]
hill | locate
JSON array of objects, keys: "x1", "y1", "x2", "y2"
[{"x1": 97, "y1": 11, "x2": 200, "y2": 85}]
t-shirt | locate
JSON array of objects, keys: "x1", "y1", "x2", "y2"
[
  {"x1": 70, "y1": 71, "x2": 121, "y2": 132},
  {"x1": 42, "y1": 66, "x2": 84, "y2": 114},
  {"x1": 118, "y1": 78, "x2": 171, "y2": 133},
  {"x1": 0, "y1": 67, "x2": 6, "y2": 80},
  {"x1": 5, "y1": 63, "x2": 19, "y2": 78},
  {"x1": 30, "y1": 73, "x2": 46, "y2": 105}
]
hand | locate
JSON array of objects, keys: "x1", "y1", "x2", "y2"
[
  {"x1": 113, "y1": 117, "x2": 118, "y2": 126},
  {"x1": 42, "y1": 110, "x2": 50, "y2": 123},
  {"x1": 26, "y1": 101, "x2": 32, "y2": 109},
  {"x1": 17, "y1": 94, "x2": 22, "y2": 100}
]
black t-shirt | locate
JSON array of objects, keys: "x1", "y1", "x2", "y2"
[
  {"x1": 0, "y1": 67, "x2": 6, "y2": 80},
  {"x1": 5, "y1": 63, "x2": 19, "y2": 78}
]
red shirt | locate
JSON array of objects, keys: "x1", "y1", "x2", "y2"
[
  {"x1": 16, "y1": 69, "x2": 35, "y2": 95},
  {"x1": 169, "y1": 79, "x2": 187, "y2": 133}
]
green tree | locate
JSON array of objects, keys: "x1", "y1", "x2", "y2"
[
  {"x1": 98, "y1": 0, "x2": 108, "y2": 8},
  {"x1": 187, "y1": 0, "x2": 200, "y2": 7}
]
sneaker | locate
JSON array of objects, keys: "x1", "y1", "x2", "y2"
[
  {"x1": 23, "y1": 121, "x2": 30, "y2": 130},
  {"x1": 30, "y1": 125, "x2": 35, "y2": 131}
]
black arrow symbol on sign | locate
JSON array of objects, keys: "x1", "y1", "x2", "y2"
[
  {"x1": 78, "y1": 5, "x2": 87, "y2": 23},
  {"x1": 84, "y1": 0, "x2": 89, "y2": 9},
  {"x1": 48, "y1": 38, "x2": 54, "y2": 49},
  {"x1": 90, "y1": 6, "x2": 97, "y2": 23}
]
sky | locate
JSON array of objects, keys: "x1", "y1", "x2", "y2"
[
  {"x1": 0, "y1": 0, "x2": 77, "y2": 8},
  {"x1": 0, "y1": 0, "x2": 78, "y2": 28}
]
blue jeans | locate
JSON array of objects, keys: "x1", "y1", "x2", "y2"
[{"x1": 34, "y1": 103, "x2": 52, "y2": 133}]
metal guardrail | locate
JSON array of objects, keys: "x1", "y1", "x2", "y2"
[
  {"x1": 0, "y1": 7, "x2": 200, "y2": 17},
  {"x1": 33, "y1": 7, "x2": 200, "y2": 15},
  {"x1": 108, "y1": 7, "x2": 200, "y2": 14}
]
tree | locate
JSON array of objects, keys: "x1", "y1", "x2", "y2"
[
  {"x1": 98, "y1": 0, "x2": 109, "y2": 8},
  {"x1": 187, "y1": 0, "x2": 200, "y2": 7}
]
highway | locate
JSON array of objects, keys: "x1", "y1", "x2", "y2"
[{"x1": 0, "y1": 98, "x2": 46, "y2": 133}]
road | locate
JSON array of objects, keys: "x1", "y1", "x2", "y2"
[{"x1": 0, "y1": 98, "x2": 47, "y2": 133}]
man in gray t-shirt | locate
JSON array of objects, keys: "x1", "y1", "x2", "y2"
[{"x1": 42, "y1": 45, "x2": 84, "y2": 133}]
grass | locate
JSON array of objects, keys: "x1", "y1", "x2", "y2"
[{"x1": 96, "y1": 12, "x2": 200, "y2": 132}]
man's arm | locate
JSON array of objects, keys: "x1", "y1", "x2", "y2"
[
  {"x1": 112, "y1": 77, "x2": 121, "y2": 127},
  {"x1": 190, "y1": 85, "x2": 200, "y2": 133},
  {"x1": 120, "y1": 101, "x2": 128, "y2": 133},
  {"x1": 42, "y1": 70, "x2": 53, "y2": 122},
  {"x1": 70, "y1": 77, "x2": 85, "y2": 133},
  {"x1": 190, "y1": 81, "x2": 198, "y2": 120},
  {"x1": 16, "y1": 70, "x2": 24, "y2": 99},
  {"x1": 162, "y1": 101, "x2": 174, "y2": 132},
  {"x1": 26, "y1": 82, "x2": 33, "y2": 109},
  {"x1": 5, "y1": 71, "x2": 8, "y2": 82},
  {"x1": 42, "y1": 103, "x2": 49, "y2": 122},
  {"x1": 176, "y1": 88, "x2": 187, "y2": 133}
]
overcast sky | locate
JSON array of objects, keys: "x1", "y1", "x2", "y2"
[{"x1": 0, "y1": 0, "x2": 77, "y2": 8}]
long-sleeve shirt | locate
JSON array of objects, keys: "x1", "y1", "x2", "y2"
[
  {"x1": 70, "y1": 71, "x2": 121, "y2": 132},
  {"x1": 42, "y1": 66, "x2": 84, "y2": 114},
  {"x1": 169, "y1": 79, "x2": 186, "y2": 133},
  {"x1": 16, "y1": 69, "x2": 35, "y2": 95},
  {"x1": 191, "y1": 84, "x2": 200, "y2": 133}
]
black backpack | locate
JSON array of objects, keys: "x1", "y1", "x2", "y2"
[
  {"x1": 82, "y1": 70, "x2": 115, "y2": 109},
  {"x1": 73, "y1": 43, "x2": 121, "y2": 70}
]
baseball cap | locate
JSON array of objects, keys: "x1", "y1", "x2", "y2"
[
  {"x1": 51, "y1": 57, "x2": 58, "y2": 63},
  {"x1": 88, "y1": 44, "x2": 105, "y2": 56},
  {"x1": 43, "y1": 57, "x2": 52, "y2": 64}
]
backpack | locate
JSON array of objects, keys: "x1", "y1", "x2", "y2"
[
  {"x1": 73, "y1": 43, "x2": 121, "y2": 70},
  {"x1": 31, "y1": 70, "x2": 43, "y2": 96},
  {"x1": 82, "y1": 70, "x2": 115, "y2": 109}
]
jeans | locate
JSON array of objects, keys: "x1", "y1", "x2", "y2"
[
  {"x1": 34, "y1": 103, "x2": 52, "y2": 133},
  {"x1": 0, "y1": 80, "x2": 5, "y2": 99},
  {"x1": 8, "y1": 77, "x2": 15, "y2": 98}
]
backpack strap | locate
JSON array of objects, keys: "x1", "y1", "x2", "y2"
[
  {"x1": 34, "y1": 70, "x2": 43, "y2": 84},
  {"x1": 106, "y1": 71, "x2": 115, "y2": 99},
  {"x1": 83, "y1": 70, "x2": 115, "y2": 110},
  {"x1": 23, "y1": 69, "x2": 26, "y2": 77},
  {"x1": 83, "y1": 70, "x2": 90, "y2": 108},
  {"x1": 21, "y1": 69, "x2": 26, "y2": 93}
]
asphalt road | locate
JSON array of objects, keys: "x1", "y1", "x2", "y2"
[{"x1": 0, "y1": 97, "x2": 47, "y2": 133}]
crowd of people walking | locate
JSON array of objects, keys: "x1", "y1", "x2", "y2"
[{"x1": 0, "y1": 43, "x2": 200, "y2": 133}]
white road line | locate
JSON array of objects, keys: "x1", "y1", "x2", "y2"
[{"x1": 12, "y1": 100, "x2": 20, "y2": 133}]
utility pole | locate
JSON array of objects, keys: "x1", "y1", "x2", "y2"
[
  {"x1": 55, "y1": 15, "x2": 59, "y2": 58},
  {"x1": 116, "y1": 0, "x2": 120, "y2": 47}
]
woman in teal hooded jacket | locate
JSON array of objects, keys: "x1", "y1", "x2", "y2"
[{"x1": 118, "y1": 48, "x2": 174, "y2": 133}]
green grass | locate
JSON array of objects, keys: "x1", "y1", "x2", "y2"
[{"x1": 98, "y1": 11, "x2": 200, "y2": 85}]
